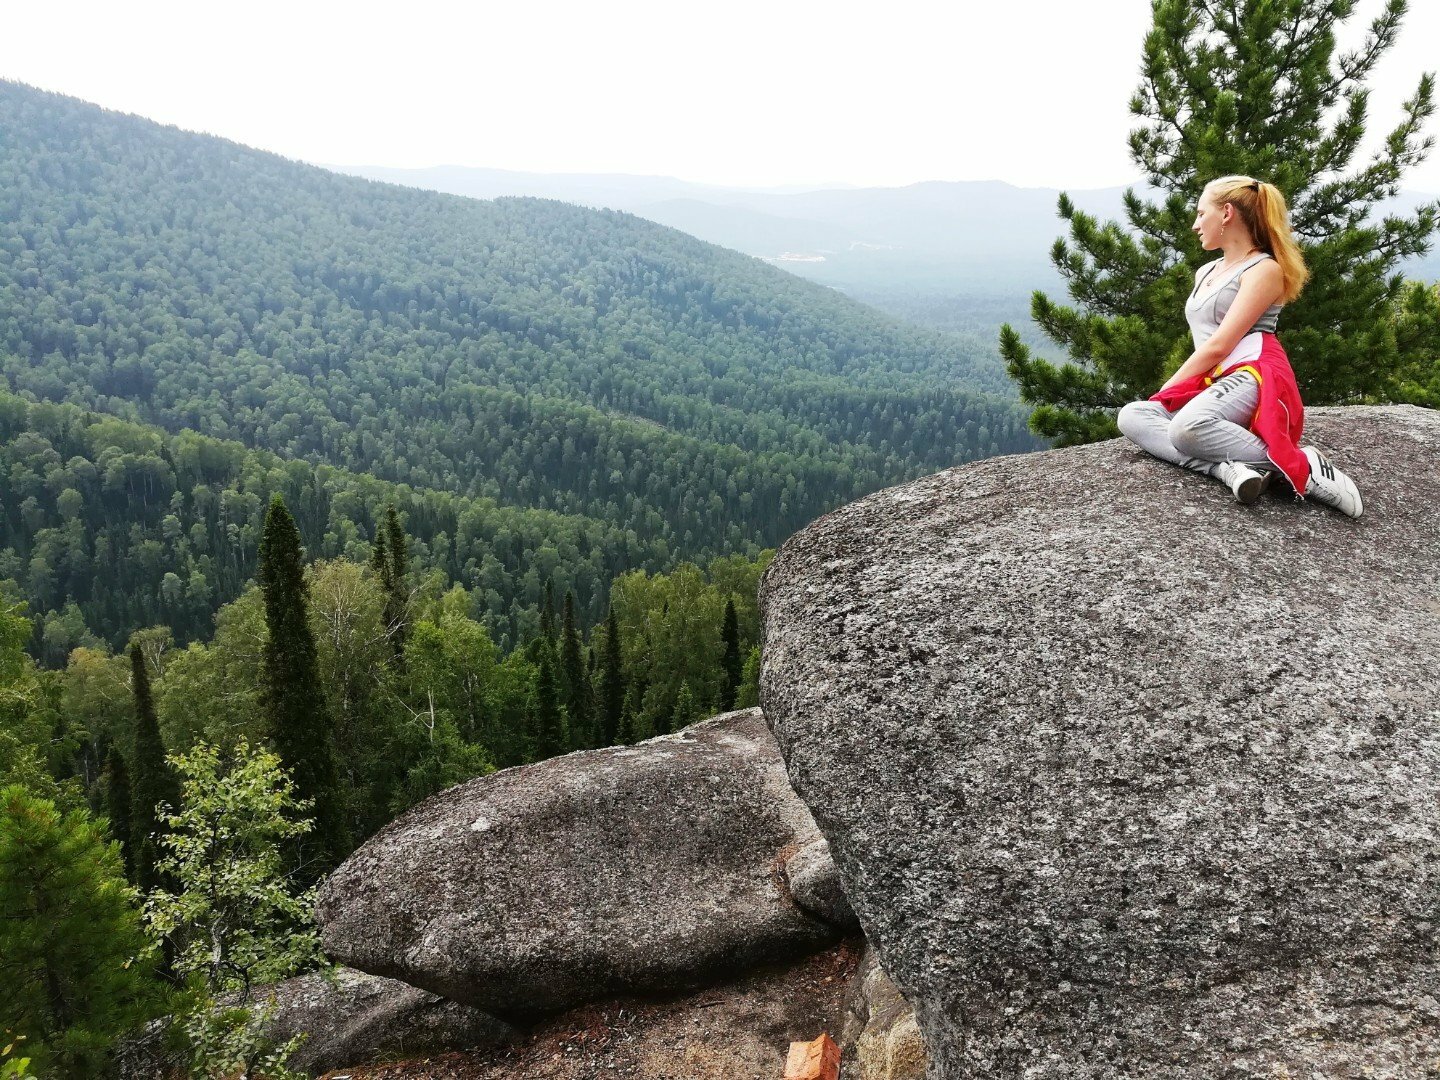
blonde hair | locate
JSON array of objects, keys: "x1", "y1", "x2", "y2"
[{"x1": 1205, "y1": 175, "x2": 1310, "y2": 303}]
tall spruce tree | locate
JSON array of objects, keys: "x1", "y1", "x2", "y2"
[
  {"x1": 381, "y1": 505, "x2": 410, "y2": 658},
  {"x1": 370, "y1": 505, "x2": 410, "y2": 662},
  {"x1": 559, "y1": 592, "x2": 593, "y2": 751},
  {"x1": 257, "y1": 494, "x2": 347, "y2": 876},
  {"x1": 128, "y1": 644, "x2": 176, "y2": 893},
  {"x1": 720, "y1": 599, "x2": 742, "y2": 711},
  {"x1": 531, "y1": 649, "x2": 567, "y2": 761},
  {"x1": 1001, "y1": 0, "x2": 1439, "y2": 444},
  {"x1": 103, "y1": 746, "x2": 133, "y2": 881},
  {"x1": 617, "y1": 682, "x2": 643, "y2": 746},
  {"x1": 597, "y1": 608, "x2": 625, "y2": 747}
]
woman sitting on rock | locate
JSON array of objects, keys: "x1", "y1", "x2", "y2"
[{"x1": 1117, "y1": 175, "x2": 1363, "y2": 517}]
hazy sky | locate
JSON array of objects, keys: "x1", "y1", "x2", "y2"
[{"x1": 5, "y1": 0, "x2": 1438, "y2": 193}]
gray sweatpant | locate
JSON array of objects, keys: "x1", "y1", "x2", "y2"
[{"x1": 1117, "y1": 371, "x2": 1271, "y2": 478}]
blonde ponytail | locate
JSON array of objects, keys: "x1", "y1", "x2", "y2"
[{"x1": 1206, "y1": 176, "x2": 1310, "y2": 303}]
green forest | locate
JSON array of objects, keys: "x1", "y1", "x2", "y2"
[
  {"x1": 0, "y1": 82, "x2": 1036, "y2": 570},
  {"x1": 1, "y1": 389, "x2": 682, "y2": 659}
]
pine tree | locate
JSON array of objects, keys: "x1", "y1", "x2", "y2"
[
  {"x1": 1001, "y1": 0, "x2": 1439, "y2": 444},
  {"x1": 103, "y1": 746, "x2": 133, "y2": 881},
  {"x1": 258, "y1": 494, "x2": 347, "y2": 876},
  {"x1": 531, "y1": 649, "x2": 567, "y2": 761},
  {"x1": 617, "y1": 683, "x2": 643, "y2": 746},
  {"x1": 0, "y1": 786, "x2": 159, "y2": 1077},
  {"x1": 720, "y1": 599, "x2": 742, "y2": 711},
  {"x1": 128, "y1": 644, "x2": 176, "y2": 893},
  {"x1": 597, "y1": 609, "x2": 625, "y2": 747},
  {"x1": 559, "y1": 592, "x2": 593, "y2": 750}
]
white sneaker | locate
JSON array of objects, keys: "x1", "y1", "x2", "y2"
[
  {"x1": 1303, "y1": 447, "x2": 1363, "y2": 518},
  {"x1": 1213, "y1": 460, "x2": 1271, "y2": 505}
]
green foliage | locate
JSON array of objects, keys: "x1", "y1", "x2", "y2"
[
  {"x1": 610, "y1": 555, "x2": 769, "y2": 732},
  {"x1": 559, "y1": 591, "x2": 592, "y2": 750},
  {"x1": 258, "y1": 495, "x2": 346, "y2": 874},
  {"x1": 144, "y1": 740, "x2": 323, "y2": 992},
  {"x1": 177, "y1": 997, "x2": 306, "y2": 1080},
  {"x1": 0, "y1": 599, "x2": 81, "y2": 808},
  {"x1": 1001, "y1": 0, "x2": 1440, "y2": 442},
  {"x1": 103, "y1": 746, "x2": 133, "y2": 879},
  {"x1": 33, "y1": 545, "x2": 769, "y2": 861},
  {"x1": 0, "y1": 82, "x2": 1037, "y2": 620},
  {"x1": 0, "y1": 386, "x2": 673, "y2": 656},
  {"x1": 143, "y1": 739, "x2": 321, "y2": 1078},
  {"x1": 596, "y1": 608, "x2": 625, "y2": 747},
  {"x1": 129, "y1": 642, "x2": 177, "y2": 892},
  {"x1": 531, "y1": 648, "x2": 567, "y2": 760},
  {"x1": 1, "y1": 1031, "x2": 33, "y2": 1078},
  {"x1": 386, "y1": 616, "x2": 496, "y2": 816},
  {"x1": 720, "y1": 599, "x2": 742, "y2": 711},
  {"x1": 379, "y1": 504, "x2": 410, "y2": 659},
  {"x1": 0, "y1": 785, "x2": 158, "y2": 1077},
  {"x1": 1392, "y1": 280, "x2": 1440, "y2": 401},
  {"x1": 155, "y1": 586, "x2": 266, "y2": 750},
  {"x1": 736, "y1": 645, "x2": 762, "y2": 710}
]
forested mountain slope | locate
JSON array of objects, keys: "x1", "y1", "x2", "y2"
[
  {"x1": 0, "y1": 389, "x2": 681, "y2": 659},
  {"x1": 0, "y1": 82, "x2": 1039, "y2": 562}
]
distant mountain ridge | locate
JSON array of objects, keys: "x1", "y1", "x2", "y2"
[{"x1": 331, "y1": 163, "x2": 1440, "y2": 304}]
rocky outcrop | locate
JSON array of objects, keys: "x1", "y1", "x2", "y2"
[
  {"x1": 118, "y1": 967, "x2": 513, "y2": 1078},
  {"x1": 840, "y1": 946, "x2": 926, "y2": 1080},
  {"x1": 760, "y1": 406, "x2": 1440, "y2": 1077},
  {"x1": 318, "y1": 708, "x2": 854, "y2": 1018}
]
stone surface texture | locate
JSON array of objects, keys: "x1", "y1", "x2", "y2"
[
  {"x1": 759, "y1": 406, "x2": 1440, "y2": 1078},
  {"x1": 318, "y1": 708, "x2": 848, "y2": 1017},
  {"x1": 840, "y1": 945, "x2": 927, "y2": 1080},
  {"x1": 316, "y1": 939, "x2": 862, "y2": 1080},
  {"x1": 784, "y1": 836, "x2": 860, "y2": 931}
]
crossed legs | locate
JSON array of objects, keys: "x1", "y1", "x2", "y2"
[{"x1": 1117, "y1": 371, "x2": 1270, "y2": 479}]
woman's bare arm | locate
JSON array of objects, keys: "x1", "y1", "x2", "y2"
[{"x1": 1159, "y1": 260, "x2": 1285, "y2": 392}]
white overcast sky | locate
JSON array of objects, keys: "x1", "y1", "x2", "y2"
[{"x1": 4, "y1": 0, "x2": 1438, "y2": 193}]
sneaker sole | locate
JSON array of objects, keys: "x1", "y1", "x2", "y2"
[{"x1": 1234, "y1": 470, "x2": 1271, "y2": 506}]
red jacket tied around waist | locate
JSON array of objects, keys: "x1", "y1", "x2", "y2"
[{"x1": 1149, "y1": 332, "x2": 1310, "y2": 492}]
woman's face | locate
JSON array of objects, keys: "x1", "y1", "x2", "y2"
[{"x1": 1193, "y1": 193, "x2": 1228, "y2": 250}]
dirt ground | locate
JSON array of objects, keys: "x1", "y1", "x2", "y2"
[{"x1": 318, "y1": 938, "x2": 862, "y2": 1080}]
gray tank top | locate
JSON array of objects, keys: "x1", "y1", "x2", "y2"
[{"x1": 1185, "y1": 253, "x2": 1282, "y2": 349}]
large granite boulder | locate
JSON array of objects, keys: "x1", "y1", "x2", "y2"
[
  {"x1": 318, "y1": 708, "x2": 853, "y2": 1017},
  {"x1": 759, "y1": 406, "x2": 1440, "y2": 1078}
]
